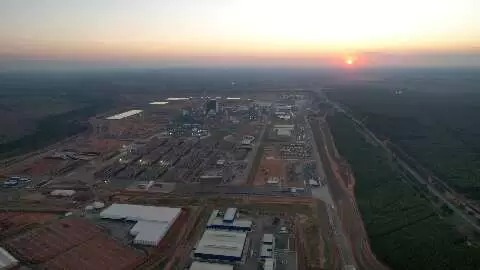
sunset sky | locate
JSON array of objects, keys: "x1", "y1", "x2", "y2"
[{"x1": 1, "y1": 0, "x2": 479, "y2": 68}]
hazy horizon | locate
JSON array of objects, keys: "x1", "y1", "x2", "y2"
[{"x1": 1, "y1": 0, "x2": 479, "y2": 70}]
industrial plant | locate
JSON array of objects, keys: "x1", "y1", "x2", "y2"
[{"x1": 0, "y1": 90, "x2": 328, "y2": 270}]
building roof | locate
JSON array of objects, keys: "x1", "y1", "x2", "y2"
[
  {"x1": 50, "y1": 189, "x2": 76, "y2": 196},
  {"x1": 254, "y1": 101, "x2": 273, "y2": 106},
  {"x1": 195, "y1": 230, "x2": 247, "y2": 258},
  {"x1": 131, "y1": 221, "x2": 170, "y2": 245},
  {"x1": 100, "y1": 203, "x2": 181, "y2": 223},
  {"x1": 262, "y1": 234, "x2": 274, "y2": 243},
  {"x1": 206, "y1": 209, "x2": 252, "y2": 229},
  {"x1": 0, "y1": 247, "x2": 18, "y2": 269},
  {"x1": 273, "y1": 124, "x2": 294, "y2": 128},
  {"x1": 106, "y1": 110, "x2": 143, "y2": 120},
  {"x1": 189, "y1": 262, "x2": 234, "y2": 270},
  {"x1": 309, "y1": 179, "x2": 320, "y2": 186},
  {"x1": 223, "y1": 208, "x2": 237, "y2": 222},
  {"x1": 100, "y1": 204, "x2": 181, "y2": 246},
  {"x1": 277, "y1": 129, "x2": 292, "y2": 136},
  {"x1": 166, "y1": 97, "x2": 190, "y2": 101},
  {"x1": 260, "y1": 244, "x2": 273, "y2": 258},
  {"x1": 264, "y1": 258, "x2": 274, "y2": 270}
]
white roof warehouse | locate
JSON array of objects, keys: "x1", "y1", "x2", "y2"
[
  {"x1": 194, "y1": 230, "x2": 247, "y2": 262},
  {"x1": 100, "y1": 203, "x2": 181, "y2": 246},
  {"x1": 106, "y1": 109, "x2": 143, "y2": 120}
]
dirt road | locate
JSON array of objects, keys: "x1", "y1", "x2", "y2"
[{"x1": 310, "y1": 117, "x2": 389, "y2": 270}]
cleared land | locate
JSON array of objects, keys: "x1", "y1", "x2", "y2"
[
  {"x1": 310, "y1": 117, "x2": 386, "y2": 270},
  {"x1": 254, "y1": 157, "x2": 287, "y2": 186},
  {"x1": 4, "y1": 218, "x2": 104, "y2": 263},
  {"x1": 42, "y1": 234, "x2": 144, "y2": 270}
]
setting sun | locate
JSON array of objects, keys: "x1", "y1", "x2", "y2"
[{"x1": 345, "y1": 57, "x2": 355, "y2": 66}]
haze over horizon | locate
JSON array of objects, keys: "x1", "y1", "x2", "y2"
[{"x1": 1, "y1": 0, "x2": 479, "y2": 70}]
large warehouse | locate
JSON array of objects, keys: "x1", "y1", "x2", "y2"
[
  {"x1": 100, "y1": 204, "x2": 181, "y2": 246},
  {"x1": 194, "y1": 230, "x2": 247, "y2": 262},
  {"x1": 106, "y1": 110, "x2": 143, "y2": 120}
]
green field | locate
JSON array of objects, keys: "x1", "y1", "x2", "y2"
[{"x1": 328, "y1": 113, "x2": 480, "y2": 270}]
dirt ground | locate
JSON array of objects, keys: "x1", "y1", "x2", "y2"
[
  {"x1": 253, "y1": 156, "x2": 287, "y2": 186},
  {"x1": 315, "y1": 118, "x2": 389, "y2": 270},
  {"x1": 16, "y1": 158, "x2": 66, "y2": 177}
]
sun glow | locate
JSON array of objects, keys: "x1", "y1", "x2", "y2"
[{"x1": 345, "y1": 56, "x2": 356, "y2": 66}]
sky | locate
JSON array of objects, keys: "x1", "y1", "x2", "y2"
[{"x1": 0, "y1": 0, "x2": 479, "y2": 69}]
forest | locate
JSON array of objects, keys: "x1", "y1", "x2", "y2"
[
  {"x1": 0, "y1": 73, "x2": 115, "y2": 159},
  {"x1": 326, "y1": 86, "x2": 480, "y2": 201},
  {"x1": 328, "y1": 113, "x2": 480, "y2": 270}
]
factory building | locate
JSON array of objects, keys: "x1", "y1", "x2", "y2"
[
  {"x1": 274, "y1": 124, "x2": 294, "y2": 137},
  {"x1": 260, "y1": 234, "x2": 275, "y2": 259},
  {"x1": 241, "y1": 135, "x2": 255, "y2": 145},
  {"x1": 189, "y1": 262, "x2": 233, "y2": 270},
  {"x1": 106, "y1": 109, "x2": 143, "y2": 120},
  {"x1": 262, "y1": 234, "x2": 274, "y2": 244},
  {"x1": 149, "y1": 101, "x2": 169, "y2": 105},
  {"x1": 264, "y1": 258, "x2": 275, "y2": 270},
  {"x1": 194, "y1": 230, "x2": 247, "y2": 262},
  {"x1": 205, "y1": 99, "x2": 219, "y2": 115},
  {"x1": 260, "y1": 244, "x2": 273, "y2": 259},
  {"x1": 206, "y1": 209, "x2": 252, "y2": 231},
  {"x1": 223, "y1": 208, "x2": 237, "y2": 223},
  {"x1": 0, "y1": 247, "x2": 18, "y2": 270},
  {"x1": 100, "y1": 203, "x2": 181, "y2": 246}
]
